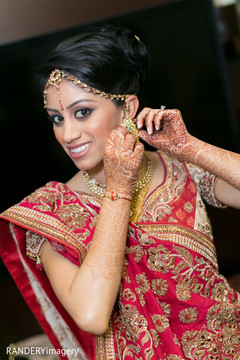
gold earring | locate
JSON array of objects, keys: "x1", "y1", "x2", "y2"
[{"x1": 124, "y1": 97, "x2": 139, "y2": 142}]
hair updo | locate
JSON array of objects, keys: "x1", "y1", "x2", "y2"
[{"x1": 39, "y1": 24, "x2": 150, "y2": 105}]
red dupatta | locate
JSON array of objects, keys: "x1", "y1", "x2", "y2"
[{"x1": 0, "y1": 182, "x2": 98, "y2": 360}]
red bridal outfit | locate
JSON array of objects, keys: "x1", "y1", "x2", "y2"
[{"x1": 1, "y1": 151, "x2": 240, "y2": 360}]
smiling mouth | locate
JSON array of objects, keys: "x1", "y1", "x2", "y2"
[{"x1": 69, "y1": 142, "x2": 91, "y2": 154}]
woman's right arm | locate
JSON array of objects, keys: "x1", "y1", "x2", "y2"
[{"x1": 41, "y1": 127, "x2": 144, "y2": 335}]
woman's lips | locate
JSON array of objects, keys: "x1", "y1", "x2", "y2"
[{"x1": 67, "y1": 142, "x2": 91, "y2": 159}]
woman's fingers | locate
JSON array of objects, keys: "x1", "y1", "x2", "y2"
[
  {"x1": 124, "y1": 133, "x2": 136, "y2": 152},
  {"x1": 135, "y1": 108, "x2": 167, "y2": 134}
]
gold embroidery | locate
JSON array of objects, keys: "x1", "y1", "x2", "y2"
[
  {"x1": 149, "y1": 329, "x2": 160, "y2": 348},
  {"x1": 96, "y1": 317, "x2": 115, "y2": 360},
  {"x1": 54, "y1": 203, "x2": 91, "y2": 231},
  {"x1": 1, "y1": 183, "x2": 103, "y2": 262},
  {"x1": 122, "y1": 288, "x2": 137, "y2": 302},
  {"x1": 125, "y1": 245, "x2": 144, "y2": 263},
  {"x1": 135, "y1": 273, "x2": 150, "y2": 306},
  {"x1": 141, "y1": 224, "x2": 218, "y2": 268},
  {"x1": 151, "y1": 278, "x2": 168, "y2": 297},
  {"x1": 184, "y1": 201, "x2": 194, "y2": 213},
  {"x1": 148, "y1": 245, "x2": 174, "y2": 273},
  {"x1": 25, "y1": 231, "x2": 48, "y2": 262},
  {"x1": 117, "y1": 304, "x2": 148, "y2": 341},
  {"x1": 179, "y1": 307, "x2": 198, "y2": 324},
  {"x1": 116, "y1": 304, "x2": 155, "y2": 359},
  {"x1": 151, "y1": 314, "x2": 169, "y2": 333},
  {"x1": 2, "y1": 206, "x2": 87, "y2": 261},
  {"x1": 136, "y1": 273, "x2": 150, "y2": 293},
  {"x1": 122, "y1": 259, "x2": 131, "y2": 284},
  {"x1": 137, "y1": 232, "x2": 156, "y2": 247},
  {"x1": 159, "y1": 301, "x2": 171, "y2": 318},
  {"x1": 181, "y1": 322, "x2": 240, "y2": 359},
  {"x1": 139, "y1": 152, "x2": 187, "y2": 223},
  {"x1": 168, "y1": 217, "x2": 178, "y2": 223}
]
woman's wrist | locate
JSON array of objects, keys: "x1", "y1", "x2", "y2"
[{"x1": 104, "y1": 191, "x2": 132, "y2": 202}]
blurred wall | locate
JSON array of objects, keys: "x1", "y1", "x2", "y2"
[{"x1": 0, "y1": 0, "x2": 180, "y2": 45}]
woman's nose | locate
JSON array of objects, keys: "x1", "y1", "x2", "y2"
[{"x1": 63, "y1": 118, "x2": 82, "y2": 143}]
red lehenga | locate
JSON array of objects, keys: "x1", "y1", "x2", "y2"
[{"x1": 1, "y1": 151, "x2": 240, "y2": 360}]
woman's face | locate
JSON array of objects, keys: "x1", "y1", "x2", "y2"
[{"x1": 45, "y1": 80, "x2": 124, "y2": 171}]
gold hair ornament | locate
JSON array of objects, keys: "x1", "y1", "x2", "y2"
[
  {"x1": 44, "y1": 69, "x2": 130, "y2": 108},
  {"x1": 134, "y1": 35, "x2": 140, "y2": 42}
]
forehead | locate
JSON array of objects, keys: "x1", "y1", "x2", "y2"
[{"x1": 45, "y1": 80, "x2": 106, "y2": 107}]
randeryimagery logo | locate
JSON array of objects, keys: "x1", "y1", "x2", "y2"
[{"x1": 6, "y1": 343, "x2": 80, "y2": 359}]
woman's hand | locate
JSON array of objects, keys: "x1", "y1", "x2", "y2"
[
  {"x1": 135, "y1": 108, "x2": 191, "y2": 159},
  {"x1": 103, "y1": 126, "x2": 144, "y2": 197}
]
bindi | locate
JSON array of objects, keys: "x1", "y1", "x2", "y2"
[{"x1": 59, "y1": 100, "x2": 64, "y2": 111}]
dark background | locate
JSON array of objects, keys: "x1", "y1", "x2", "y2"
[{"x1": 0, "y1": 0, "x2": 239, "y2": 357}]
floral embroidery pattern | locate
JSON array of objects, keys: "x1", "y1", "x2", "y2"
[
  {"x1": 151, "y1": 314, "x2": 170, "y2": 333},
  {"x1": 179, "y1": 307, "x2": 198, "y2": 324},
  {"x1": 151, "y1": 278, "x2": 169, "y2": 297}
]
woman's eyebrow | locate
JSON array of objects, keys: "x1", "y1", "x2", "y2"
[
  {"x1": 66, "y1": 99, "x2": 96, "y2": 110},
  {"x1": 46, "y1": 99, "x2": 97, "y2": 112},
  {"x1": 46, "y1": 107, "x2": 60, "y2": 113}
]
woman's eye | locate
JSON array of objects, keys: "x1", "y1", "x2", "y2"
[
  {"x1": 75, "y1": 108, "x2": 92, "y2": 118},
  {"x1": 48, "y1": 115, "x2": 63, "y2": 125}
]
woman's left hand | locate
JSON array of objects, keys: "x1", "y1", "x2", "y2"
[{"x1": 135, "y1": 108, "x2": 190, "y2": 158}]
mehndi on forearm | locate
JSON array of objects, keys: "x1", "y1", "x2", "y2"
[
  {"x1": 82, "y1": 197, "x2": 130, "y2": 282},
  {"x1": 181, "y1": 135, "x2": 240, "y2": 190}
]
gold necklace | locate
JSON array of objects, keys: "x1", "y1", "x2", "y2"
[
  {"x1": 82, "y1": 172, "x2": 106, "y2": 198},
  {"x1": 83, "y1": 157, "x2": 154, "y2": 222},
  {"x1": 83, "y1": 157, "x2": 153, "y2": 197}
]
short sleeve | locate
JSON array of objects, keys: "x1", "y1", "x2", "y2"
[
  {"x1": 186, "y1": 163, "x2": 227, "y2": 208},
  {"x1": 26, "y1": 231, "x2": 81, "y2": 269},
  {"x1": 26, "y1": 231, "x2": 48, "y2": 270}
]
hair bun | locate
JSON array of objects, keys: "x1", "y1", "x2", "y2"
[
  {"x1": 40, "y1": 24, "x2": 150, "y2": 99},
  {"x1": 99, "y1": 25, "x2": 150, "y2": 83}
]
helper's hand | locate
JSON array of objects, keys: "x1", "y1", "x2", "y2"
[
  {"x1": 103, "y1": 126, "x2": 144, "y2": 197},
  {"x1": 136, "y1": 108, "x2": 191, "y2": 159}
]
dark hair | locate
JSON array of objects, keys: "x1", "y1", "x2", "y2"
[{"x1": 39, "y1": 24, "x2": 149, "y2": 104}]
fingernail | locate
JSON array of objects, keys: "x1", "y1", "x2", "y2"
[
  {"x1": 147, "y1": 128, "x2": 152, "y2": 135},
  {"x1": 155, "y1": 125, "x2": 159, "y2": 131},
  {"x1": 137, "y1": 122, "x2": 141, "y2": 129}
]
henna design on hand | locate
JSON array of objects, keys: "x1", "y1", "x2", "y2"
[
  {"x1": 137, "y1": 109, "x2": 190, "y2": 158},
  {"x1": 136, "y1": 107, "x2": 240, "y2": 190},
  {"x1": 103, "y1": 127, "x2": 144, "y2": 196}
]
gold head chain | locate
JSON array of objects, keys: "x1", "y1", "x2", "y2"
[
  {"x1": 43, "y1": 69, "x2": 130, "y2": 108},
  {"x1": 44, "y1": 69, "x2": 139, "y2": 141}
]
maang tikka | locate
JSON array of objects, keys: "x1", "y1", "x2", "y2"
[
  {"x1": 44, "y1": 69, "x2": 139, "y2": 140},
  {"x1": 44, "y1": 69, "x2": 131, "y2": 108}
]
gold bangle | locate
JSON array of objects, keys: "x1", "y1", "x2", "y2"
[{"x1": 104, "y1": 191, "x2": 132, "y2": 201}]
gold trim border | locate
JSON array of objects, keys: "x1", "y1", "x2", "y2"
[
  {"x1": 140, "y1": 224, "x2": 218, "y2": 269},
  {"x1": 1, "y1": 206, "x2": 87, "y2": 260}
]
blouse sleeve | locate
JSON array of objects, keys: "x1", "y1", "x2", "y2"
[
  {"x1": 26, "y1": 231, "x2": 48, "y2": 270},
  {"x1": 185, "y1": 162, "x2": 227, "y2": 208},
  {"x1": 26, "y1": 231, "x2": 81, "y2": 270}
]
